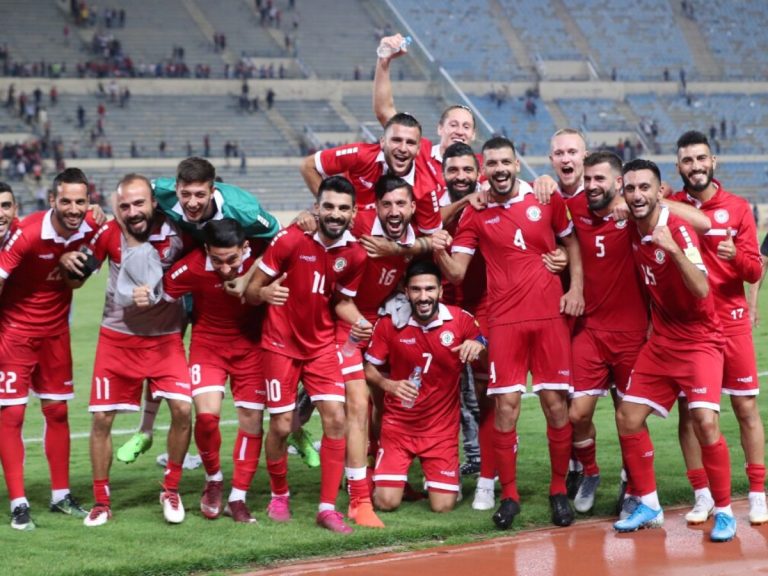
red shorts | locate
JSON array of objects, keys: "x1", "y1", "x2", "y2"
[
  {"x1": 487, "y1": 318, "x2": 571, "y2": 395},
  {"x1": 89, "y1": 329, "x2": 191, "y2": 412},
  {"x1": 721, "y1": 332, "x2": 759, "y2": 396},
  {"x1": 571, "y1": 327, "x2": 645, "y2": 397},
  {"x1": 339, "y1": 346, "x2": 365, "y2": 383},
  {"x1": 261, "y1": 348, "x2": 345, "y2": 414},
  {"x1": 189, "y1": 338, "x2": 266, "y2": 410},
  {"x1": 373, "y1": 428, "x2": 459, "y2": 493},
  {"x1": 623, "y1": 337, "x2": 724, "y2": 418},
  {"x1": 0, "y1": 330, "x2": 73, "y2": 405}
]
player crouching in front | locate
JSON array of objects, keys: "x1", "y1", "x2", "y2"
[{"x1": 365, "y1": 260, "x2": 486, "y2": 513}]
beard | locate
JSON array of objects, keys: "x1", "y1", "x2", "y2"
[
  {"x1": 319, "y1": 216, "x2": 349, "y2": 240},
  {"x1": 681, "y1": 166, "x2": 714, "y2": 193},
  {"x1": 125, "y1": 214, "x2": 154, "y2": 242},
  {"x1": 586, "y1": 187, "x2": 615, "y2": 212},
  {"x1": 410, "y1": 298, "x2": 439, "y2": 322}
]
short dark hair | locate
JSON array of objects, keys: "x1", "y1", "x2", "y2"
[
  {"x1": 375, "y1": 174, "x2": 413, "y2": 201},
  {"x1": 622, "y1": 158, "x2": 661, "y2": 183},
  {"x1": 318, "y1": 175, "x2": 356, "y2": 204},
  {"x1": 384, "y1": 112, "x2": 422, "y2": 137},
  {"x1": 442, "y1": 142, "x2": 478, "y2": 170},
  {"x1": 0, "y1": 181, "x2": 15, "y2": 201},
  {"x1": 676, "y1": 130, "x2": 710, "y2": 151},
  {"x1": 52, "y1": 168, "x2": 89, "y2": 198},
  {"x1": 584, "y1": 151, "x2": 622, "y2": 173},
  {"x1": 404, "y1": 259, "x2": 442, "y2": 285},
  {"x1": 177, "y1": 156, "x2": 215, "y2": 185},
  {"x1": 203, "y1": 218, "x2": 245, "y2": 248},
  {"x1": 439, "y1": 105, "x2": 475, "y2": 129},
  {"x1": 482, "y1": 136, "x2": 516, "y2": 155},
  {"x1": 117, "y1": 173, "x2": 153, "y2": 195}
]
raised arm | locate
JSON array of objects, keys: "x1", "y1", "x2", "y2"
[{"x1": 373, "y1": 34, "x2": 408, "y2": 126}]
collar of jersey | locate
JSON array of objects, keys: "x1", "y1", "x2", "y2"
[
  {"x1": 370, "y1": 217, "x2": 416, "y2": 247},
  {"x1": 147, "y1": 217, "x2": 177, "y2": 242},
  {"x1": 640, "y1": 204, "x2": 669, "y2": 244},
  {"x1": 173, "y1": 188, "x2": 226, "y2": 225},
  {"x1": 41, "y1": 209, "x2": 93, "y2": 245},
  {"x1": 312, "y1": 229, "x2": 356, "y2": 249},
  {"x1": 684, "y1": 179, "x2": 721, "y2": 208},
  {"x1": 407, "y1": 303, "x2": 453, "y2": 330},
  {"x1": 376, "y1": 150, "x2": 415, "y2": 185},
  {"x1": 431, "y1": 143, "x2": 442, "y2": 163},
  {"x1": 205, "y1": 246, "x2": 252, "y2": 272},
  {"x1": 559, "y1": 183, "x2": 584, "y2": 200},
  {"x1": 487, "y1": 180, "x2": 534, "y2": 208}
]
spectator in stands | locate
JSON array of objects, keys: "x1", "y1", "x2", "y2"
[
  {"x1": 159, "y1": 140, "x2": 167, "y2": 156},
  {"x1": 679, "y1": 67, "x2": 687, "y2": 90},
  {"x1": 77, "y1": 104, "x2": 86, "y2": 129},
  {"x1": 130, "y1": 141, "x2": 139, "y2": 158},
  {"x1": 203, "y1": 134, "x2": 210, "y2": 157},
  {"x1": 663, "y1": 68, "x2": 670, "y2": 81},
  {"x1": 720, "y1": 118, "x2": 727, "y2": 140},
  {"x1": 266, "y1": 88, "x2": 275, "y2": 109},
  {"x1": 49, "y1": 86, "x2": 58, "y2": 105}
]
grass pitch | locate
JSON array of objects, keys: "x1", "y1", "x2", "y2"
[{"x1": 5, "y1": 269, "x2": 768, "y2": 576}]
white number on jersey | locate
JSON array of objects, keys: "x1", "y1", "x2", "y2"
[
  {"x1": 513, "y1": 229, "x2": 527, "y2": 250},
  {"x1": 595, "y1": 235, "x2": 606, "y2": 258},
  {"x1": 46, "y1": 268, "x2": 63, "y2": 282},
  {"x1": 94, "y1": 376, "x2": 110, "y2": 400},
  {"x1": 641, "y1": 264, "x2": 657, "y2": 286},
  {"x1": 730, "y1": 307, "x2": 744, "y2": 320},
  {"x1": 0, "y1": 371, "x2": 18, "y2": 394},
  {"x1": 378, "y1": 268, "x2": 397, "y2": 286},
  {"x1": 422, "y1": 352, "x2": 433, "y2": 374},
  {"x1": 311, "y1": 271, "x2": 326, "y2": 294}
]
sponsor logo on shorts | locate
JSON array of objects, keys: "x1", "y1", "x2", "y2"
[
  {"x1": 526, "y1": 206, "x2": 542, "y2": 222},
  {"x1": 440, "y1": 470, "x2": 456, "y2": 478},
  {"x1": 692, "y1": 387, "x2": 707, "y2": 394},
  {"x1": 38, "y1": 253, "x2": 55, "y2": 260},
  {"x1": 64, "y1": 380, "x2": 73, "y2": 387},
  {"x1": 439, "y1": 330, "x2": 455, "y2": 346},
  {"x1": 558, "y1": 369, "x2": 570, "y2": 377},
  {"x1": 736, "y1": 376, "x2": 753, "y2": 383},
  {"x1": 333, "y1": 257, "x2": 347, "y2": 272},
  {"x1": 334, "y1": 382, "x2": 345, "y2": 389},
  {"x1": 299, "y1": 255, "x2": 317, "y2": 263},
  {"x1": 654, "y1": 249, "x2": 665, "y2": 264},
  {"x1": 642, "y1": 450, "x2": 654, "y2": 458},
  {"x1": 176, "y1": 382, "x2": 191, "y2": 390},
  {"x1": 714, "y1": 209, "x2": 729, "y2": 224},
  {"x1": 399, "y1": 338, "x2": 416, "y2": 345},
  {"x1": 484, "y1": 216, "x2": 500, "y2": 225}
]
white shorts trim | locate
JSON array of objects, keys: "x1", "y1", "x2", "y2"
[
  {"x1": 88, "y1": 403, "x2": 141, "y2": 413},
  {"x1": 622, "y1": 394, "x2": 670, "y2": 418},
  {"x1": 267, "y1": 403, "x2": 296, "y2": 415},
  {"x1": 688, "y1": 401, "x2": 721, "y2": 413},
  {"x1": 32, "y1": 392, "x2": 75, "y2": 401},
  {"x1": 425, "y1": 480, "x2": 459, "y2": 492},
  {"x1": 373, "y1": 474, "x2": 408, "y2": 482},
  {"x1": 310, "y1": 394, "x2": 345, "y2": 404},
  {"x1": 234, "y1": 401, "x2": 265, "y2": 411},
  {"x1": 487, "y1": 385, "x2": 525, "y2": 396},
  {"x1": 531, "y1": 382, "x2": 569, "y2": 393},
  {"x1": 722, "y1": 387, "x2": 759, "y2": 397},
  {"x1": 341, "y1": 364, "x2": 364, "y2": 375},
  {"x1": 153, "y1": 391, "x2": 192, "y2": 403},
  {"x1": 0, "y1": 397, "x2": 29, "y2": 406},
  {"x1": 570, "y1": 389, "x2": 609, "y2": 399},
  {"x1": 192, "y1": 385, "x2": 226, "y2": 397}
]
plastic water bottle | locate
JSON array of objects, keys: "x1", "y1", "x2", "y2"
[
  {"x1": 341, "y1": 318, "x2": 369, "y2": 357},
  {"x1": 401, "y1": 366, "x2": 422, "y2": 408},
  {"x1": 377, "y1": 36, "x2": 412, "y2": 59}
]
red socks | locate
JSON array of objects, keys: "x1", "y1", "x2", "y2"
[
  {"x1": 163, "y1": 460, "x2": 183, "y2": 492},
  {"x1": 42, "y1": 402, "x2": 70, "y2": 491},
  {"x1": 0, "y1": 405, "x2": 26, "y2": 500},
  {"x1": 267, "y1": 455, "x2": 289, "y2": 496},
  {"x1": 701, "y1": 435, "x2": 731, "y2": 508},
  {"x1": 93, "y1": 478, "x2": 110, "y2": 507},
  {"x1": 493, "y1": 428, "x2": 519, "y2": 501},
  {"x1": 231, "y1": 430, "x2": 262, "y2": 492},
  {"x1": 478, "y1": 405, "x2": 497, "y2": 479},
  {"x1": 319, "y1": 435, "x2": 346, "y2": 507},
  {"x1": 686, "y1": 467, "x2": 709, "y2": 490},
  {"x1": 619, "y1": 430, "x2": 656, "y2": 497},
  {"x1": 746, "y1": 463, "x2": 766, "y2": 493},
  {"x1": 547, "y1": 423, "x2": 573, "y2": 495},
  {"x1": 574, "y1": 438, "x2": 599, "y2": 477},
  {"x1": 194, "y1": 413, "x2": 221, "y2": 476}
]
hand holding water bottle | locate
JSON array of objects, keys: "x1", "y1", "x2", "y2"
[
  {"x1": 340, "y1": 317, "x2": 373, "y2": 357},
  {"x1": 401, "y1": 366, "x2": 422, "y2": 408},
  {"x1": 376, "y1": 34, "x2": 412, "y2": 60}
]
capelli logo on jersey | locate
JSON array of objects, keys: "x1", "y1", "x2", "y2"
[
  {"x1": 38, "y1": 253, "x2": 55, "y2": 260},
  {"x1": 714, "y1": 209, "x2": 730, "y2": 224},
  {"x1": 398, "y1": 338, "x2": 416, "y2": 345},
  {"x1": 484, "y1": 216, "x2": 500, "y2": 225},
  {"x1": 299, "y1": 255, "x2": 317, "y2": 263},
  {"x1": 654, "y1": 249, "x2": 666, "y2": 264},
  {"x1": 579, "y1": 216, "x2": 593, "y2": 225},
  {"x1": 526, "y1": 206, "x2": 542, "y2": 222}
]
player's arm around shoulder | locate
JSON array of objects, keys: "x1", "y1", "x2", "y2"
[
  {"x1": 663, "y1": 198, "x2": 711, "y2": 235},
  {"x1": 654, "y1": 223, "x2": 709, "y2": 298}
]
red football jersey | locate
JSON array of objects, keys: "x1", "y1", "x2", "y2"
[
  {"x1": 163, "y1": 247, "x2": 262, "y2": 344},
  {"x1": 567, "y1": 193, "x2": 648, "y2": 332},
  {"x1": 259, "y1": 224, "x2": 366, "y2": 359},
  {"x1": 314, "y1": 141, "x2": 442, "y2": 235},
  {"x1": 629, "y1": 207, "x2": 721, "y2": 346},
  {"x1": 451, "y1": 181, "x2": 573, "y2": 327},
  {"x1": 0, "y1": 210, "x2": 95, "y2": 336},
  {"x1": 672, "y1": 182, "x2": 762, "y2": 336},
  {"x1": 365, "y1": 304, "x2": 480, "y2": 437}
]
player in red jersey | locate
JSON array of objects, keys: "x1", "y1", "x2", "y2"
[
  {"x1": 433, "y1": 136, "x2": 584, "y2": 530},
  {"x1": 613, "y1": 159, "x2": 736, "y2": 543},
  {"x1": 747, "y1": 233, "x2": 768, "y2": 326},
  {"x1": 0, "y1": 182, "x2": 19, "y2": 250},
  {"x1": 66, "y1": 175, "x2": 192, "y2": 527},
  {"x1": 669, "y1": 131, "x2": 767, "y2": 525},
  {"x1": 245, "y1": 176, "x2": 367, "y2": 534},
  {"x1": 365, "y1": 259, "x2": 485, "y2": 513},
  {"x1": 163, "y1": 219, "x2": 266, "y2": 524},
  {"x1": 300, "y1": 113, "x2": 442, "y2": 235},
  {"x1": 0, "y1": 168, "x2": 94, "y2": 530}
]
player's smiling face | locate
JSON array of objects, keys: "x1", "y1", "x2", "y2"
[
  {"x1": 381, "y1": 124, "x2": 421, "y2": 177},
  {"x1": 316, "y1": 190, "x2": 356, "y2": 242},
  {"x1": 584, "y1": 162, "x2": 620, "y2": 213},
  {"x1": 623, "y1": 169, "x2": 660, "y2": 221},
  {"x1": 176, "y1": 180, "x2": 214, "y2": 222},
  {"x1": 677, "y1": 143, "x2": 716, "y2": 194},
  {"x1": 443, "y1": 155, "x2": 479, "y2": 202},
  {"x1": 207, "y1": 244, "x2": 246, "y2": 281},
  {"x1": 437, "y1": 107, "x2": 475, "y2": 151},
  {"x1": 116, "y1": 179, "x2": 157, "y2": 241},
  {"x1": 550, "y1": 133, "x2": 586, "y2": 191},
  {"x1": 483, "y1": 146, "x2": 518, "y2": 197},
  {"x1": 407, "y1": 273, "x2": 442, "y2": 323},
  {"x1": 376, "y1": 186, "x2": 414, "y2": 241},
  {"x1": 0, "y1": 191, "x2": 17, "y2": 238},
  {"x1": 51, "y1": 182, "x2": 89, "y2": 234}
]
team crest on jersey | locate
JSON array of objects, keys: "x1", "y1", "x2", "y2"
[
  {"x1": 654, "y1": 249, "x2": 666, "y2": 264},
  {"x1": 615, "y1": 219, "x2": 628, "y2": 229},
  {"x1": 714, "y1": 209, "x2": 729, "y2": 224},
  {"x1": 333, "y1": 257, "x2": 347, "y2": 272},
  {"x1": 526, "y1": 206, "x2": 542, "y2": 222},
  {"x1": 439, "y1": 330, "x2": 455, "y2": 347}
]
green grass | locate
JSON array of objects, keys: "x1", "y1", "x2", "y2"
[{"x1": 7, "y1": 270, "x2": 768, "y2": 576}]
